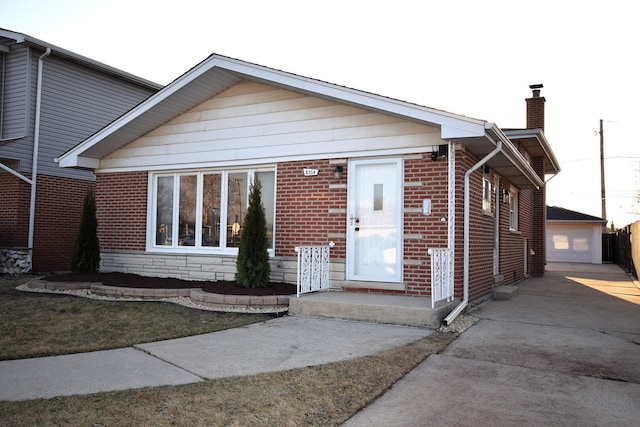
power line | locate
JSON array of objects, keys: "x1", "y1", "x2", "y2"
[{"x1": 561, "y1": 156, "x2": 640, "y2": 164}]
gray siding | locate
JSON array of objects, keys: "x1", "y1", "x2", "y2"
[
  {"x1": 0, "y1": 40, "x2": 29, "y2": 141},
  {"x1": 0, "y1": 42, "x2": 158, "y2": 181},
  {"x1": 37, "y1": 53, "x2": 156, "y2": 179}
]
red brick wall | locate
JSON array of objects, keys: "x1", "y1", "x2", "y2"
[
  {"x1": 275, "y1": 160, "x2": 347, "y2": 259},
  {"x1": 498, "y1": 184, "x2": 529, "y2": 283},
  {"x1": 402, "y1": 155, "x2": 449, "y2": 295},
  {"x1": 91, "y1": 154, "x2": 513, "y2": 301},
  {"x1": 0, "y1": 174, "x2": 30, "y2": 247},
  {"x1": 32, "y1": 176, "x2": 93, "y2": 272},
  {"x1": 526, "y1": 96, "x2": 546, "y2": 130},
  {"x1": 95, "y1": 172, "x2": 148, "y2": 251},
  {"x1": 275, "y1": 156, "x2": 452, "y2": 296},
  {"x1": 531, "y1": 157, "x2": 546, "y2": 276},
  {"x1": 462, "y1": 155, "x2": 496, "y2": 302},
  {"x1": 0, "y1": 173, "x2": 92, "y2": 272}
]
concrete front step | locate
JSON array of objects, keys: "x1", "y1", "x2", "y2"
[
  {"x1": 493, "y1": 285, "x2": 520, "y2": 300},
  {"x1": 289, "y1": 291, "x2": 460, "y2": 328}
]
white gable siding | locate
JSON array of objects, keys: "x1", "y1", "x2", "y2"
[{"x1": 99, "y1": 81, "x2": 442, "y2": 171}]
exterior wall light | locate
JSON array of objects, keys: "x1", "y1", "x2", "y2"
[
  {"x1": 501, "y1": 188, "x2": 509, "y2": 204},
  {"x1": 333, "y1": 165, "x2": 344, "y2": 179}
]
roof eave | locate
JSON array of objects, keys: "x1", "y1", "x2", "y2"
[
  {"x1": 487, "y1": 124, "x2": 545, "y2": 188},
  {"x1": 504, "y1": 128, "x2": 561, "y2": 175},
  {"x1": 58, "y1": 53, "x2": 490, "y2": 167}
]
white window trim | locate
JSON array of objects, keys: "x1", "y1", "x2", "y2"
[
  {"x1": 509, "y1": 186, "x2": 519, "y2": 231},
  {"x1": 146, "y1": 167, "x2": 276, "y2": 255},
  {"x1": 482, "y1": 170, "x2": 492, "y2": 213}
]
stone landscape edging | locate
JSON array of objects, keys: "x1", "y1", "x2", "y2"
[{"x1": 25, "y1": 278, "x2": 292, "y2": 313}]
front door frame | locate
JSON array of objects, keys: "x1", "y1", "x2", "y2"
[{"x1": 346, "y1": 157, "x2": 403, "y2": 284}]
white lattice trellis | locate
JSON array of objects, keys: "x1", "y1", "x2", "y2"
[
  {"x1": 428, "y1": 248, "x2": 454, "y2": 308},
  {"x1": 295, "y1": 243, "x2": 333, "y2": 297}
]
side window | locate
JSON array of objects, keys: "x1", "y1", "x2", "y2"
[
  {"x1": 509, "y1": 187, "x2": 519, "y2": 230},
  {"x1": 482, "y1": 168, "x2": 492, "y2": 212}
]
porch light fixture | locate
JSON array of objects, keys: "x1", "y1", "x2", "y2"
[
  {"x1": 501, "y1": 188, "x2": 509, "y2": 203},
  {"x1": 333, "y1": 165, "x2": 344, "y2": 179},
  {"x1": 431, "y1": 144, "x2": 448, "y2": 161}
]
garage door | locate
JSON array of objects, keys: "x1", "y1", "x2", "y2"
[{"x1": 546, "y1": 224, "x2": 599, "y2": 263}]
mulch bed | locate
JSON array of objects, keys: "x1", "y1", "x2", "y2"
[{"x1": 42, "y1": 272, "x2": 297, "y2": 296}]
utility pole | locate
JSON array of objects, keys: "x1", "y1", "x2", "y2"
[{"x1": 600, "y1": 119, "x2": 607, "y2": 222}]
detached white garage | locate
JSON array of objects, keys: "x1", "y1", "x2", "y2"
[{"x1": 546, "y1": 206, "x2": 606, "y2": 264}]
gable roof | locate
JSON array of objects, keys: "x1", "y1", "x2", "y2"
[
  {"x1": 0, "y1": 28, "x2": 162, "y2": 91},
  {"x1": 56, "y1": 53, "x2": 555, "y2": 189},
  {"x1": 547, "y1": 206, "x2": 606, "y2": 223}
]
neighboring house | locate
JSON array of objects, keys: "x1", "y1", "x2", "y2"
[
  {"x1": 546, "y1": 206, "x2": 605, "y2": 264},
  {"x1": 0, "y1": 28, "x2": 161, "y2": 273},
  {"x1": 58, "y1": 54, "x2": 560, "y2": 315}
]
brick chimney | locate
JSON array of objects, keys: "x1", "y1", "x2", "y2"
[
  {"x1": 526, "y1": 84, "x2": 545, "y2": 130},
  {"x1": 526, "y1": 83, "x2": 546, "y2": 277}
]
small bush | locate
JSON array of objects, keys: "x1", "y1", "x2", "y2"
[
  {"x1": 70, "y1": 188, "x2": 100, "y2": 274},
  {"x1": 235, "y1": 177, "x2": 271, "y2": 288}
]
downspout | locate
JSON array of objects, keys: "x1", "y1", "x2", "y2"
[
  {"x1": 27, "y1": 47, "x2": 51, "y2": 261},
  {"x1": 444, "y1": 135, "x2": 503, "y2": 325}
]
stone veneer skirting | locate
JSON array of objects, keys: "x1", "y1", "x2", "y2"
[
  {"x1": 99, "y1": 250, "x2": 345, "y2": 288},
  {"x1": 26, "y1": 278, "x2": 292, "y2": 313},
  {"x1": 0, "y1": 248, "x2": 31, "y2": 274}
]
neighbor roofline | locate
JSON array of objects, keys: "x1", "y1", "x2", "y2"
[{"x1": 0, "y1": 28, "x2": 163, "y2": 91}]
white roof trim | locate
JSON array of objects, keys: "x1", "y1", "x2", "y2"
[
  {"x1": 58, "y1": 54, "x2": 488, "y2": 167},
  {"x1": 504, "y1": 128, "x2": 561, "y2": 174}
]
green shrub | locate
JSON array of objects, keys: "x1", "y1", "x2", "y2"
[
  {"x1": 235, "y1": 177, "x2": 271, "y2": 288},
  {"x1": 70, "y1": 188, "x2": 100, "y2": 273}
]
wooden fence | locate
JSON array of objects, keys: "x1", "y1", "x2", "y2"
[{"x1": 603, "y1": 223, "x2": 637, "y2": 278}]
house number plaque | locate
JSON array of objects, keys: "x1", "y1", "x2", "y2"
[{"x1": 303, "y1": 168, "x2": 320, "y2": 176}]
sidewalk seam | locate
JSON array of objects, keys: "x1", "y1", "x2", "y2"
[{"x1": 132, "y1": 345, "x2": 206, "y2": 381}]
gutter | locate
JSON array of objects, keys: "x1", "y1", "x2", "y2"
[
  {"x1": 443, "y1": 128, "x2": 503, "y2": 325},
  {"x1": 27, "y1": 47, "x2": 51, "y2": 255}
]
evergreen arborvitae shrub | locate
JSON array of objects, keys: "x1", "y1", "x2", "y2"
[
  {"x1": 70, "y1": 188, "x2": 100, "y2": 274},
  {"x1": 235, "y1": 177, "x2": 271, "y2": 288}
]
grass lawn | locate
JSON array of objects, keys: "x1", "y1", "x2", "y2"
[
  {"x1": 0, "y1": 276, "x2": 275, "y2": 361},
  {"x1": 0, "y1": 275, "x2": 459, "y2": 426}
]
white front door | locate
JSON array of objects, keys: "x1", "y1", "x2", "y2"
[{"x1": 347, "y1": 159, "x2": 402, "y2": 283}]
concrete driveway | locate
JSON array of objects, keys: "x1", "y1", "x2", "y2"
[{"x1": 344, "y1": 263, "x2": 640, "y2": 426}]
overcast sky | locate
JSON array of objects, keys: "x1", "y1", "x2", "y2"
[{"x1": 4, "y1": 0, "x2": 639, "y2": 227}]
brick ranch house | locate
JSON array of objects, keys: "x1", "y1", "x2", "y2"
[
  {"x1": 0, "y1": 28, "x2": 161, "y2": 273},
  {"x1": 58, "y1": 54, "x2": 559, "y2": 320}
]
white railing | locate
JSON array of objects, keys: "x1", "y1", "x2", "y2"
[
  {"x1": 428, "y1": 248, "x2": 454, "y2": 308},
  {"x1": 295, "y1": 243, "x2": 333, "y2": 297}
]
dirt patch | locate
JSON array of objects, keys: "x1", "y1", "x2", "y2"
[{"x1": 42, "y1": 273, "x2": 297, "y2": 296}]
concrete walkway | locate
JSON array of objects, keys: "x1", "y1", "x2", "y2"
[
  {"x1": 0, "y1": 316, "x2": 431, "y2": 401},
  {"x1": 343, "y1": 263, "x2": 640, "y2": 426}
]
